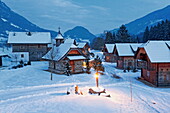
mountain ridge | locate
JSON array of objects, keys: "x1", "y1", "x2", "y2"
[
  {"x1": 64, "y1": 26, "x2": 96, "y2": 42},
  {"x1": 125, "y1": 5, "x2": 170, "y2": 34},
  {"x1": 0, "y1": 1, "x2": 57, "y2": 38}
]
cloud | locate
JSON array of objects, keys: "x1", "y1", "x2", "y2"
[
  {"x1": 90, "y1": 5, "x2": 108, "y2": 11},
  {"x1": 53, "y1": 0, "x2": 82, "y2": 8}
]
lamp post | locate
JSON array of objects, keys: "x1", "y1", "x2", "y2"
[{"x1": 95, "y1": 72, "x2": 99, "y2": 87}]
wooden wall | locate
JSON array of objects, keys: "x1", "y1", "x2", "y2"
[{"x1": 12, "y1": 44, "x2": 48, "y2": 61}]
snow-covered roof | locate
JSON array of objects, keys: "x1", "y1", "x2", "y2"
[
  {"x1": 0, "y1": 51, "x2": 8, "y2": 56},
  {"x1": 144, "y1": 41, "x2": 170, "y2": 63},
  {"x1": 42, "y1": 43, "x2": 71, "y2": 61},
  {"x1": 165, "y1": 41, "x2": 170, "y2": 48},
  {"x1": 130, "y1": 43, "x2": 142, "y2": 51},
  {"x1": 8, "y1": 32, "x2": 51, "y2": 44},
  {"x1": 67, "y1": 56, "x2": 86, "y2": 60},
  {"x1": 55, "y1": 33, "x2": 64, "y2": 39},
  {"x1": 105, "y1": 44, "x2": 115, "y2": 53},
  {"x1": 115, "y1": 43, "x2": 134, "y2": 56},
  {"x1": 42, "y1": 43, "x2": 85, "y2": 61},
  {"x1": 115, "y1": 43, "x2": 143, "y2": 56},
  {"x1": 64, "y1": 38, "x2": 75, "y2": 44},
  {"x1": 77, "y1": 43, "x2": 86, "y2": 48}
]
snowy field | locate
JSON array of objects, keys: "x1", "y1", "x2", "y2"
[{"x1": 0, "y1": 60, "x2": 170, "y2": 112}]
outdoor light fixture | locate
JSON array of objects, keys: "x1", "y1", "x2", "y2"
[
  {"x1": 94, "y1": 72, "x2": 99, "y2": 87},
  {"x1": 82, "y1": 61, "x2": 87, "y2": 68}
]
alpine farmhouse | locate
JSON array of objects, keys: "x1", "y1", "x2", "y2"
[
  {"x1": 135, "y1": 41, "x2": 170, "y2": 87},
  {"x1": 8, "y1": 32, "x2": 51, "y2": 61},
  {"x1": 103, "y1": 44, "x2": 115, "y2": 62},
  {"x1": 42, "y1": 31, "x2": 88, "y2": 74},
  {"x1": 113, "y1": 43, "x2": 142, "y2": 70}
]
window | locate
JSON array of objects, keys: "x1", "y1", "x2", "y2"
[
  {"x1": 147, "y1": 71, "x2": 150, "y2": 77},
  {"x1": 20, "y1": 46, "x2": 25, "y2": 49},
  {"x1": 21, "y1": 54, "x2": 24, "y2": 58}
]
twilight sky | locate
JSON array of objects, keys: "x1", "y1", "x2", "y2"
[{"x1": 2, "y1": 0, "x2": 170, "y2": 34}]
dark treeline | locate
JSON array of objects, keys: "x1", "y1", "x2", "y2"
[
  {"x1": 143, "y1": 19, "x2": 170, "y2": 42},
  {"x1": 91, "y1": 25, "x2": 138, "y2": 50}
]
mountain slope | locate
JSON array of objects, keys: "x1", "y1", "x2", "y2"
[
  {"x1": 0, "y1": 1, "x2": 57, "y2": 38},
  {"x1": 64, "y1": 26, "x2": 96, "y2": 42},
  {"x1": 126, "y1": 5, "x2": 170, "y2": 34}
]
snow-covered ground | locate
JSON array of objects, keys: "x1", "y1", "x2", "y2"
[{"x1": 0, "y1": 59, "x2": 170, "y2": 112}]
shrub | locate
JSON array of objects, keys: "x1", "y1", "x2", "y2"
[
  {"x1": 27, "y1": 61, "x2": 31, "y2": 65},
  {"x1": 12, "y1": 66, "x2": 17, "y2": 69},
  {"x1": 17, "y1": 64, "x2": 23, "y2": 68},
  {"x1": 19, "y1": 60, "x2": 24, "y2": 65}
]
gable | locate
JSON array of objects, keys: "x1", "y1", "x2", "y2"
[
  {"x1": 105, "y1": 44, "x2": 115, "y2": 53},
  {"x1": 68, "y1": 49, "x2": 82, "y2": 55}
]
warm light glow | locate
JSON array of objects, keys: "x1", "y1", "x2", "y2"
[
  {"x1": 82, "y1": 62, "x2": 87, "y2": 68},
  {"x1": 94, "y1": 72, "x2": 99, "y2": 78}
]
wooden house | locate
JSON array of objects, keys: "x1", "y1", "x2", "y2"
[
  {"x1": 42, "y1": 42, "x2": 87, "y2": 74},
  {"x1": 113, "y1": 43, "x2": 142, "y2": 70},
  {"x1": 77, "y1": 42, "x2": 90, "y2": 56},
  {"x1": 8, "y1": 32, "x2": 51, "y2": 61},
  {"x1": 135, "y1": 41, "x2": 170, "y2": 87},
  {"x1": 103, "y1": 44, "x2": 115, "y2": 62}
]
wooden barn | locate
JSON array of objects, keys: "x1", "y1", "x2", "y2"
[
  {"x1": 135, "y1": 41, "x2": 170, "y2": 87},
  {"x1": 113, "y1": 43, "x2": 142, "y2": 70},
  {"x1": 103, "y1": 44, "x2": 115, "y2": 62},
  {"x1": 42, "y1": 42, "x2": 87, "y2": 74},
  {"x1": 8, "y1": 32, "x2": 51, "y2": 61}
]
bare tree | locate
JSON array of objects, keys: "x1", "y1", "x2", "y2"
[{"x1": 47, "y1": 45, "x2": 59, "y2": 80}]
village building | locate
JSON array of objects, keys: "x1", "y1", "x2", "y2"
[
  {"x1": 42, "y1": 42, "x2": 87, "y2": 74},
  {"x1": 135, "y1": 41, "x2": 170, "y2": 87},
  {"x1": 113, "y1": 43, "x2": 142, "y2": 70},
  {"x1": 11, "y1": 52, "x2": 29, "y2": 62},
  {"x1": 8, "y1": 32, "x2": 51, "y2": 61},
  {"x1": 42, "y1": 29, "x2": 89, "y2": 74},
  {"x1": 77, "y1": 42, "x2": 90, "y2": 56},
  {"x1": 0, "y1": 50, "x2": 10, "y2": 67},
  {"x1": 103, "y1": 44, "x2": 115, "y2": 62}
]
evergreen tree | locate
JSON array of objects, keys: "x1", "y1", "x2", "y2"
[
  {"x1": 105, "y1": 31, "x2": 115, "y2": 44},
  {"x1": 116, "y1": 25, "x2": 130, "y2": 43},
  {"x1": 91, "y1": 37, "x2": 105, "y2": 50},
  {"x1": 143, "y1": 26, "x2": 149, "y2": 42}
]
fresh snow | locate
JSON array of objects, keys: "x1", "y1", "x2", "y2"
[
  {"x1": 144, "y1": 41, "x2": 170, "y2": 63},
  {"x1": 0, "y1": 51, "x2": 170, "y2": 113},
  {"x1": 67, "y1": 56, "x2": 86, "y2": 60},
  {"x1": 1, "y1": 18, "x2": 7, "y2": 22},
  {"x1": 105, "y1": 44, "x2": 115, "y2": 53},
  {"x1": 10, "y1": 23, "x2": 21, "y2": 29},
  {"x1": 8, "y1": 32, "x2": 51, "y2": 44}
]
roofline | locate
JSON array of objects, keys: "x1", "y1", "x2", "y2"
[
  {"x1": 58, "y1": 48, "x2": 87, "y2": 62},
  {"x1": 8, "y1": 43, "x2": 51, "y2": 44}
]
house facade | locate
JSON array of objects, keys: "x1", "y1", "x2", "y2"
[
  {"x1": 103, "y1": 44, "x2": 116, "y2": 62},
  {"x1": 113, "y1": 43, "x2": 142, "y2": 70},
  {"x1": 77, "y1": 42, "x2": 90, "y2": 56},
  {"x1": 8, "y1": 32, "x2": 51, "y2": 61},
  {"x1": 43, "y1": 43, "x2": 87, "y2": 74},
  {"x1": 135, "y1": 41, "x2": 170, "y2": 87}
]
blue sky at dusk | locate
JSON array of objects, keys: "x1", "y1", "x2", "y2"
[{"x1": 3, "y1": 0, "x2": 170, "y2": 34}]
